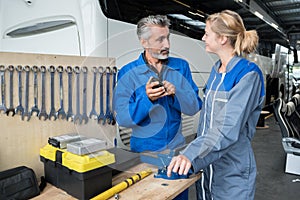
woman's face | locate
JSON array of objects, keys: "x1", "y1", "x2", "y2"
[{"x1": 202, "y1": 21, "x2": 222, "y2": 54}]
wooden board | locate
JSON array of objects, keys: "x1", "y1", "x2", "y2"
[
  {"x1": 32, "y1": 185, "x2": 74, "y2": 200},
  {"x1": 32, "y1": 163, "x2": 201, "y2": 200},
  {"x1": 108, "y1": 164, "x2": 201, "y2": 200},
  {"x1": 0, "y1": 52, "x2": 116, "y2": 178}
]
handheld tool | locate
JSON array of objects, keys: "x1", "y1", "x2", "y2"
[
  {"x1": 0, "y1": 65, "x2": 7, "y2": 114},
  {"x1": 38, "y1": 66, "x2": 48, "y2": 120},
  {"x1": 98, "y1": 66, "x2": 105, "y2": 124},
  {"x1": 81, "y1": 66, "x2": 89, "y2": 124},
  {"x1": 110, "y1": 66, "x2": 117, "y2": 125},
  {"x1": 104, "y1": 67, "x2": 112, "y2": 124},
  {"x1": 48, "y1": 65, "x2": 57, "y2": 121},
  {"x1": 6, "y1": 65, "x2": 15, "y2": 116},
  {"x1": 66, "y1": 66, "x2": 74, "y2": 122},
  {"x1": 73, "y1": 66, "x2": 82, "y2": 124},
  {"x1": 22, "y1": 65, "x2": 31, "y2": 121},
  {"x1": 30, "y1": 66, "x2": 40, "y2": 117},
  {"x1": 15, "y1": 65, "x2": 24, "y2": 116},
  {"x1": 89, "y1": 66, "x2": 98, "y2": 119},
  {"x1": 56, "y1": 65, "x2": 66, "y2": 120}
]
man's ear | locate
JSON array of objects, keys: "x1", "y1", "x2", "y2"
[{"x1": 141, "y1": 38, "x2": 148, "y2": 49}]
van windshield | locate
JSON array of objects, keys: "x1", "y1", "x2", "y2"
[{"x1": 99, "y1": 0, "x2": 206, "y2": 41}]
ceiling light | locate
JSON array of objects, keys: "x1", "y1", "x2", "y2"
[
  {"x1": 185, "y1": 20, "x2": 206, "y2": 27},
  {"x1": 254, "y1": 11, "x2": 263, "y2": 19},
  {"x1": 168, "y1": 14, "x2": 192, "y2": 21},
  {"x1": 188, "y1": 11, "x2": 205, "y2": 18},
  {"x1": 270, "y1": 23, "x2": 278, "y2": 29}
]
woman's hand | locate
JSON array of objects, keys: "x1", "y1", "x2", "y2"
[{"x1": 167, "y1": 155, "x2": 192, "y2": 177}]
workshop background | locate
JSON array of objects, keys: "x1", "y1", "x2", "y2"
[{"x1": 0, "y1": 0, "x2": 300, "y2": 200}]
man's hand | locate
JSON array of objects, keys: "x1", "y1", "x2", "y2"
[
  {"x1": 146, "y1": 77, "x2": 176, "y2": 101},
  {"x1": 162, "y1": 80, "x2": 176, "y2": 96},
  {"x1": 146, "y1": 77, "x2": 166, "y2": 101},
  {"x1": 167, "y1": 155, "x2": 191, "y2": 177}
]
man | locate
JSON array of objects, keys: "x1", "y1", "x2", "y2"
[{"x1": 113, "y1": 15, "x2": 202, "y2": 153}]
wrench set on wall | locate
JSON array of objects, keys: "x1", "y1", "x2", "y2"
[{"x1": 0, "y1": 64, "x2": 117, "y2": 125}]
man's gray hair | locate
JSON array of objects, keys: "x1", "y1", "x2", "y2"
[{"x1": 137, "y1": 15, "x2": 171, "y2": 40}]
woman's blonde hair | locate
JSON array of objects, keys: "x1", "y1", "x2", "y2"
[{"x1": 207, "y1": 10, "x2": 258, "y2": 56}]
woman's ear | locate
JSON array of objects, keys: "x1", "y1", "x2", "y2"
[{"x1": 220, "y1": 35, "x2": 228, "y2": 45}]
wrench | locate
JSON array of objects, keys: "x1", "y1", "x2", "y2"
[
  {"x1": 56, "y1": 66, "x2": 66, "y2": 120},
  {"x1": 104, "y1": 67, "x2": 112, "y2": 124},
  {"x1": 66, "y1": 66, "x2": 74, "y2": 122},
  {"x1": 89, "y1": 66, "x2": 98, "y2": 119},
  {"x1": 48, "y1": 65, "x2": 57, "y2": 121},
  {"x1": 30, "y1": 66, "x2": 40, "y2": 116},
  {"x1": 81, "y1": 66, "x2": 88, "y2": 124},
  {"x1": 73, "y1": 66, "x2": 82, "y2": 124},
  {"x1": 15, "y1": 65, "x2": 24, "y2": 116},
  {"x1": 6, "y1": 65, "x2": 15, "y2": 116},
  {"x1": 22, "y1": 65, "x2": 31, "y2": 121},
  {"x1": 98, "y1": 66, "x2": 106, "y2": 124},
  {"x1": 0, "y1": 65, "x2": 7, "y2": 114},
  {"x1": 38, "y1": 66, "x2": 48, "y2": 120},
  {"x1": 111, "y1": 66, "x2": 117, "y2": 125}
]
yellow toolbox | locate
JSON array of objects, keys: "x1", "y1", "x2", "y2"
[{"x1": 40, "y1": 144, "x2": 115, "y2": 200}]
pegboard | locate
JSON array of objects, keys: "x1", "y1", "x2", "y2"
[{"x1": 0, "y1": 52, "x2": 117, "y2": 178}]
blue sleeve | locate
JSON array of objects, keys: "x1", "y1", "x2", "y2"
[
  {"x1": 113, "y1": 68, "x2": 153, "y2": 127},
  {"x1": 169, "y1": 61, "x2": 202, "y2": 115},
  {"x1": 181, "y1": 71, "x2": 264, "y2": 172}
]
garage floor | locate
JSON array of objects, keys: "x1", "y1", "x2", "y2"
[{"x1": 188, "y1": 115, "x2": 300, "y2": 200}]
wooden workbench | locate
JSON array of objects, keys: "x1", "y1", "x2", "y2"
[{"x1": 32, "y1": 163, "x2": 201, "y2": 200}]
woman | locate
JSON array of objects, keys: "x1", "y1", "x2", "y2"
[{"x1": 167, "y1": 10, "x2": 265, "y2": 200}]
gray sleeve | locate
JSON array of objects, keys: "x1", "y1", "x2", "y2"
[{"x1": 181, "y1": 71, "x2": 264, "y2": 172}]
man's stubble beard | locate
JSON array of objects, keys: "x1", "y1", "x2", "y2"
[{"x1": 149, "y1": 48, "x2": 169, "y2": 60}]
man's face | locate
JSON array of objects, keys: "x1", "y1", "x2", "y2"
[{"x1": 142, "y1": 25, "x2": 170, "y2": 60}]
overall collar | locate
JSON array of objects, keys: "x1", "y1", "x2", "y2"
[
  {"x1": 135, "y1": 52, "x2": 170, "y2": 75},
  {"x1": 214, "y1": 55, "x2": 242, "y2": 73}
]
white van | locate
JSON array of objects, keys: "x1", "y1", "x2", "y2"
[
  {"x1": 0, "y1": 0, "x2": 220, "y2": 145},
  {"x1": 1, "y1": 0, "x2": 292, "y2": 100},
  {"x1": 0, "y1": 0, "x2": 217, "y2": 87},
  {"x1": 0, "y1": 0, "x2": 287, "y2": 147}
]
